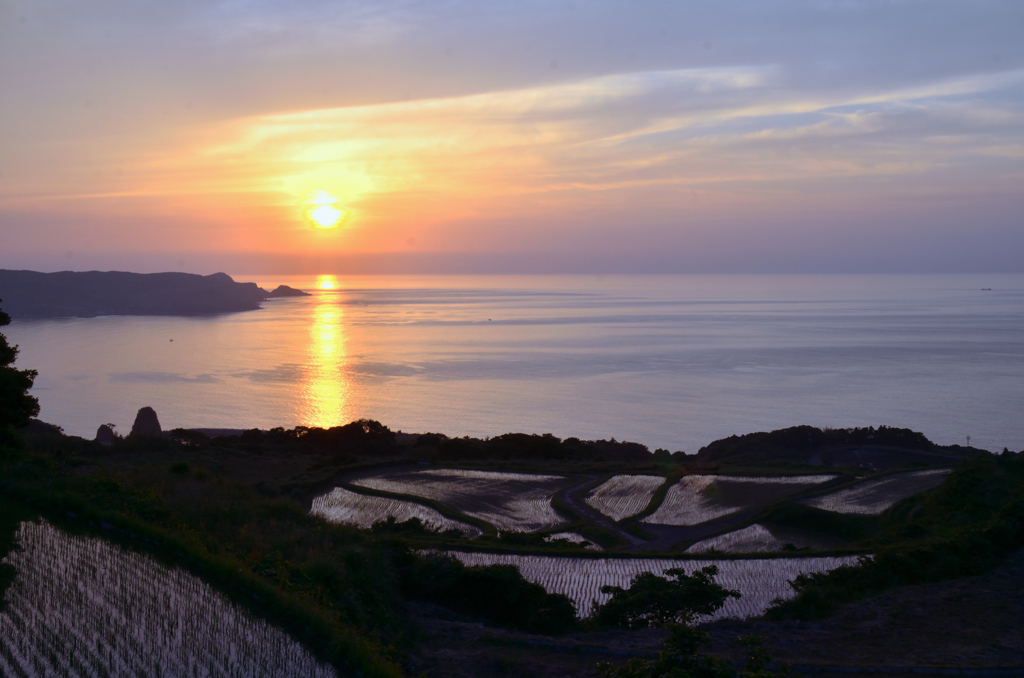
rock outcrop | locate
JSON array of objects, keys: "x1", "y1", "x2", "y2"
[
  {"x1": 130, "y1": 407, "x2": 161, "y2": 438},
  {"x1": 95, "y1": 424, "x2": 115, "y2": 445},
  {"x1": 266, "y1": 285, "x2": 310, "y2": 298}
]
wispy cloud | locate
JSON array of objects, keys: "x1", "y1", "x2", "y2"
[{"x1": 1, "y1": 1, "x2": 1022, "y2": 270}]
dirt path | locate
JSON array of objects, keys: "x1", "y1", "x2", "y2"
[
  {"x1": 562, "y1": 478, "x2": 760, "y2": 553},
  {"x1": 559, "y1": 477, "x2": 648, "y2": 548},
  {"x1": 633, "y1": 508, "x2": 761, "y2": 552}
]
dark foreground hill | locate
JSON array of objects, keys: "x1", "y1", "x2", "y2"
[
  {"x1": 0, "y1": 269, "x2": 307, "y2": 318},
  {"x1": 3, "y1": 417, "x2": 1022, "y2": 676}
]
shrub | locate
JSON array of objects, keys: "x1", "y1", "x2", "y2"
[
  {"x1": 766, "y1": 452, "x2": 1024, "y2": 620},
  {"x1": 399, "y1": 553, "x2": 578, "y2": 634},
  {"x1": 592, "y1": 565, "x2": 740, "y2": 629},
  {"x1": 0, "y1": 301, "x2": 39, "y2": 430}
]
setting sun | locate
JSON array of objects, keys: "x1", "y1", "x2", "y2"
[
  {"x1": 306, "y1": 191, "x2": 344, "y2": 229},
  {"x1": 309, "y1": 204, "x2": 343, "y2": 228}
]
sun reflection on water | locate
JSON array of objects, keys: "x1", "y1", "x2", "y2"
[{"x1": 302, "y1": 296, "x2": 350, "y2": 428}]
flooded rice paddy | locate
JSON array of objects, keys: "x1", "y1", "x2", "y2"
[
  {"x1": 683, "y1": 523, "x2": 847, "y2": 554},
  {"x1": 0, "y1": 521, "x2": 334, "y2": 677},
  {"x1": 585, "y1": 475, "x2": 666, "y2": 521},
  {"x1": 684, "y1": 524, "x2": 789, "y2": 554},
  {"x1": 446, "y1": 552, "x2": 861, "y2": 620},
  {"x1": 642, "y1": 475, "x2": 836, "y2": 526},
  {"x1": 310, "y1": 487, "x2": 482, "y2": 537},
  {"x1": 351, "y1": 468, "x2": 569, "y2": 532},
  {"x1": 801, "y1": 468, "x2": 951, "y2": 515}
]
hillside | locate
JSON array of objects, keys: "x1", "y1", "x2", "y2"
[
  {"x1": 0, "y1": 269, "x2": 306, "y2": 318},
  {"x1": 1, "y1": 420, "x2": 1020, "y2": 676},
  {"x1": 693, "y1": 425, "x2": 976, "y2": 470}
]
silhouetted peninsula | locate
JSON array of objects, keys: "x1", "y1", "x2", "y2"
[{"x1": 0, "y1": 270, "x2": 304, "y2": 318}]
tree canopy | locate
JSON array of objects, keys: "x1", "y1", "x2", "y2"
[
  {"x1": 594, "y1": 565, "x2": 740, "y2": 629},
  {"x1": 0, "y1": 301, "x2": 39, "y2": 430}
]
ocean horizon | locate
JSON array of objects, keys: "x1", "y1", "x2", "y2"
[{"x1": 6, "y1": 272, "x2": 1023, "y2": 453}]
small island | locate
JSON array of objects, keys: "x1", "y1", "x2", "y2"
[
  {"x1": 266, "y1": 284, "x2": 310, "y2": 298},
  {"x1": 0, "y1": 269, "x2": 309, "y2": 318}
]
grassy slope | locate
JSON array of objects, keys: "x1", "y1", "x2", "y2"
[
  {"x1": 765, "y1": 451, "x2": 1024, "y2": 619},
  {"x1": 0, "y1": 438, "x2": 405, "y2": 678},
  {"x1": 5, "y1": 422, "x2": 1016, "y2": 673}
]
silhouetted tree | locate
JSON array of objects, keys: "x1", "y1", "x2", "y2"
[
  {"x1": 593, "y1": 565, "x2": 740, "y2": 629},
  {"x1": 594, "y1": 567, "x2": 789, "y2": 678},
  {"x1": 0, "y1": 301, "x2": 39, "y2": 430}
]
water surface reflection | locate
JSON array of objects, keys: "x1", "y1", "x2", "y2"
[{"x1": 301, "y1": 297, "x2": 350, "y2": 428}]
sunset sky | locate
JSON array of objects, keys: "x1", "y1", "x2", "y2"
[{"x1": 1, "y1": 1, "x2": 1022, "y2": 273}]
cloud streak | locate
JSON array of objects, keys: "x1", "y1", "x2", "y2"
[{"x1": 1, "y1": 1, "x2": 1021, "y2": 271}]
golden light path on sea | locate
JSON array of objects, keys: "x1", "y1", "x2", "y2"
[{"x1": 302, "y1": 275, "x2": 350, "y2": 428}]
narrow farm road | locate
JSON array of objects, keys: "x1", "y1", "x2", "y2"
[
  {"x1": 635, "y1": 509, "x2": 760, "y2": 552},
  {"x1": 559, "y1": 477, "x2": 648, "y2": 548}
]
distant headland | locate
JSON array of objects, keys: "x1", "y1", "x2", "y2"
[{"x1": 0, "y1": 269, "x2": 309, "y2": 318}]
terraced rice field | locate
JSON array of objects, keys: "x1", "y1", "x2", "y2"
[
  {"x1": 311, "y1": 487, "x2": 482, "y2": 537},
  {"x1": 446, "y1": 552, "x2": 860, "y2": 620},
  {"x1": 585, "y1": 475, "x2": 666, "y2": 521},
  {"x1": 684, "y1": 524, "x2": 784, "y2": 554},
  {"x1": 0, "y1": 520, "x2": 335, "y2": 677},
  {"x1": 353, "y1": 468, "x2": 569, "y2": 532},
  {"x1": 801, "y1": 468, "x2": 952, "y2": 515},
  {"x1": 643, "y1": 475, "x2": 836, "y2": 526},
  {"x1": 545, "y1": 532, "x2": 603, "y2": 551},
  {"x1": 684, "y1": 523, "x2": 849, "y2": 554}
]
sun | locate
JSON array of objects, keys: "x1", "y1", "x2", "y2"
[
  {"x1": 306, "y1": 190, "x2": 345, "y2": 229},
  {"x1": 309, "y1": 204, "x2": 342, "y2": 228}
]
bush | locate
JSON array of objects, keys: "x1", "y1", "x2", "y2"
[
  {"x1": 599, "y1": 624, "x2": 734, "y2": 678},
  {"x1": 592, "y1": 565, "x2": 740, "y2": 629},
  {"x1": 0, "y1": 301, "x2": 39, "y2": 430},
  {"x1": 767, "y1": 452, "x2": 1024, "y2": 620},
  {"x1": 399, "y1": 553, "x2": 578, "y2": 634}
]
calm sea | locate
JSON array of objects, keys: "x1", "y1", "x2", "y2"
[{"x1": 6, "y1": 274, "x2": 1023, "y2": 453}]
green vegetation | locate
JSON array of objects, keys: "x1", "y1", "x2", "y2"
[
  {"x1": 599, "y1": 627, "x2": 787, "y2": 678},
  {"x1": 696, "y1": 425, "x2": 973, "y2": 470},
  {"x1": 595, "y1": 568, "x2": 786, "y2": 678},
  {"x1": 0, "y1": 430, "x2": 577, "y2": 675},
  {"x1": 593, "y1": 566, "x2": 740, "y2": 629},
  {"x1": 427, "y1": 432, "x2": 660, "y2": 465},
  {"x1": 5, "y1": 305, "x2": 1020, "y2": 672},
  {"x1": 766, "y1": 450, "x2": 1024, "y2": 620},
  {"x1": 0, "y1": 496, "x2": 35, "y2": 612},
  {"x1": 700, "y1": 425, "x2": 935, "y2": 460},
  {"x1": 2, "y1": 420, "x2": 1016, "y2": 673},
  {"x1": 0, "y1": 301, "x2": 39, "y2": 435},
  {"x1": 760, "y1": 502, "x2": 881, "y2": 542},
  {"x1": 0, "y1": 444, "x2": 403, "y2": 676},
  {"x1": 400, "y1": 553, "x2": 578, "y2": 634},
  {"x1": 599, "y1": 624, "x2": 737, "y2": 678},
  {"x1": 182, "y1": 425, "x2": 667, "y2": 473}
]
